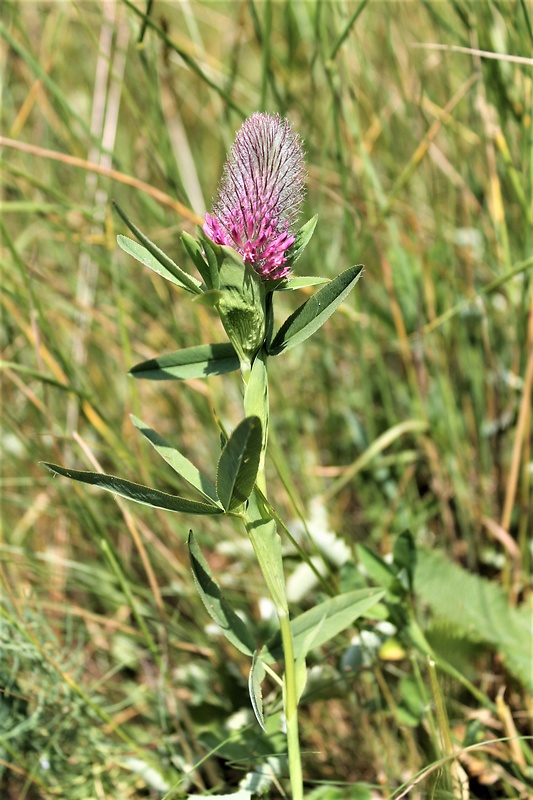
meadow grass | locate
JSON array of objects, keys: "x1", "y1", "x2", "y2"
[{"x1": 1, "y1": 1, "x2": 532, "y2": 798}]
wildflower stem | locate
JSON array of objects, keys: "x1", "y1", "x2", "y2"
[
  {"x1": 245, "y1": 506, "x2": 304, "y2": 798},
  {"x1": 242, "y1": 352, "x2": 304, "y2": 797},
  {"x1": 279, "y1": 611, "x2": 304, "y2": 800},
  {"x1": 256, "y1": 463, "x2": 267, "y2": 496}
]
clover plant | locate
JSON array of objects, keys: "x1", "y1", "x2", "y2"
[{"x1": 43, "y1": 113, "x2": 382, "y2": 798}]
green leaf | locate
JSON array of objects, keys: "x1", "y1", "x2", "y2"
[
  {"x1": 41, "y1": 463, "x2": 224, "y2": 515},
  {"x1": 248, "y1": 651, "x2": 267, "y2": 731},
  {"x1": 117, "y1": 235, "x2": 197, "y2": 294},
  {"x1": 192, "y1": 289, "x2": 224, "y2": 308},
  {"x1": 181, "y1": 231, "x2": 212, "y2": 287},
  {"x1": 415, "y1": 548, "x2": 533, "y2": 691},
  {"x1": 114, "y1": 202, "x2": 202, "y2": 295},
  {"x1": 268, "y1": 265, "x2": 363, "y2": 355},
  {"x1": 294, "y1": 651, "x2": 308, "y2": 704},
  {"x1": 188, "y1": 531, "x2": 256, "y2": 656},
  {"x1": 245, "y1": 491, "x2": 287, "y2": 614},
  {"x1": 216, "y1": 417, "x2": 262, "y2": 511},
  {"x1": 285, "y1": 214, "x2": 318, "y2": 265},
  {"x1": 275, "y1": 276, "x2": 329, "y2": 292},
  {"x1": 130, "y1": 415, "x2": 221, "y2": 507},
  {"x1": 392, "y1": 530, "x2": 417, "y2": 591},
  {"x1": 199, "y1": 235, "x2": 221, "y2": 290},
  {"x1": 262, "y1": 588, "x2": 385, "y2": 664},
  {"x1": 130, "y1": 342, "x2": 240, "y2": 380},
  {"x1": 291, "y1": 618, "x2": 317, "y2": 702},
  {"x1": 356, "y1": 544, "x2": 398, "y2": 591}
]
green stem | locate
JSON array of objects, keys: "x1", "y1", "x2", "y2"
[
  {"x1": 279, "y1": 610, "x2": 304, "y2": 800},
  {"x1": 245, "y1": 509, "x2": 304, "y2": 799},
  {"x1": 255, "y1": 457, "x2": 267, "y2": 496},
  {"x1": 242, "y1": 346, "x2": 304, "y2": 797}
]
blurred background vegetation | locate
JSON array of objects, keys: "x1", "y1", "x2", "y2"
[{"x1": 1, "y1": 1, "x2": 532, "y2": 798}]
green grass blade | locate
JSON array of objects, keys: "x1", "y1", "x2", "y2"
[{"x1": 121, "y1": 0, "x2": 247, "y2": 116}]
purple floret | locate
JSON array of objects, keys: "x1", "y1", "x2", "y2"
[{"x1": 203, "y1": 113, "x2": 305, "y2": 280}]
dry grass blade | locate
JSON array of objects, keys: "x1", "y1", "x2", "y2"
[{"x1": 0, "y1": 136, "x2": 202, "y2": 223}]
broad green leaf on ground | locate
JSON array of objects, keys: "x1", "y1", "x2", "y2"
[
  {"x1": 216, "y1": 417, "x2": 262, "y2": 511},
  {"x1": 114, "y1": 202, "x2": 203, "y2": 294},
  {"x1": 268, "y1": 265, "x2": 363, "y2": 355},
  {"x1": 188, "y1": 531, "x2": 256, "y2": 657},
  {"x1": 41, "y1": 463, "x2": 223, "y2": 515},
  {"x1": 415, "y1": 548, "x2": 533, "y2": 691},
  {"x1": 118, "y1": 236, "x2": 199, "y2": 294},
  {"x1": 262, "y1": 588, "x2": 385, "y2": 664},
  {"x1": 249, "y1": 651, "x2": 266, "y2": 731},
  {"x1": 130, "y1": 415, "x2": 221, "y2": 507},
  {"x1": 130, "y1": 342, "x2": 240, "y2": 380}
]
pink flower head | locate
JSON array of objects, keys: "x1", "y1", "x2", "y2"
[{"x1": 204, "y1": 113, "x2": 305, "y2": 280}]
